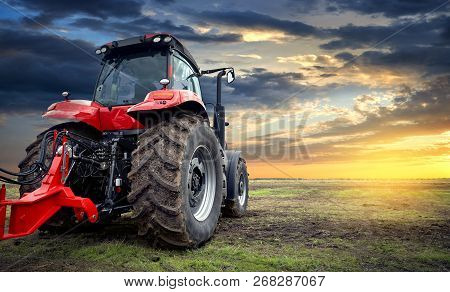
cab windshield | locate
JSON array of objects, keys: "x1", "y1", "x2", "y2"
[{"x1": 94, "y1": 50, "x2": 167, "y2": 106}]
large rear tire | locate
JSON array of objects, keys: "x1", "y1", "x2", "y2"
[{"x1": 128, "y1": 114, "x2": 226, "y2": 248}]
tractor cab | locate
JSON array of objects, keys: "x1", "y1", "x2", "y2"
[
  {"x1": 43, "y1": 33, "x2": 233, "y2": 137},
  {"x1": 93, "y1": 34, "x2": 203, "y2": 107},
  {"x1": 90, "y1": 33, "x2": 235, "y2": 148}
]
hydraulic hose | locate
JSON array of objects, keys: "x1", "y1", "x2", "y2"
[{"x1": 0, "y1": 131, "x2": 56, "y2": 184}]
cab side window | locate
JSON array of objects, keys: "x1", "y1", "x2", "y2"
[{"x1": 172, "y1": 52, "x2": 202, "y2": 98}]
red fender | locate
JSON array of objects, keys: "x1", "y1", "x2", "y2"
[
  {"x1": 43, "y1": 100, "x2": 144, "y2": 131},
  {"x1": 127, "y1": 89, "x2": 206, "y2": 117},
  {"x1": 43, "y1": 100, "x2": 102, "y2": 130}
]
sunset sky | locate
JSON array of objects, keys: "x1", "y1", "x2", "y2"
[{"x1": 0, "y1": 0, "x2": 449, "y2": 178}]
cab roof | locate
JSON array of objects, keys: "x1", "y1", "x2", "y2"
[{"x1": 97, "y1": 33, "x2": 200, "y2": 73}]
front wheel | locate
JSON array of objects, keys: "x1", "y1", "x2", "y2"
[{"x1": 128, "y1": 114, "x2": 226, "y2": 248}]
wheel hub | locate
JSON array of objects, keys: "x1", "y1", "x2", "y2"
[
  {"x1": 238, "y1": 173, "x2": 247, "y2": 206},
  {"x1": 189, "y1": 163, "x2": 204, "y2": 207},
  {"x1": 239, "y1": 178, "x2": 244, "y2": 196}
]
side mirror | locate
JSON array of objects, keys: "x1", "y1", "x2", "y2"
[
  {"x1": 160, "y1": 78, "x2": 170, "y2": 89},
  {"x1": 227, "y1": 70, "x2": 235, "y2": 84},
  {"x1": 62, "y1": 91, "x2": 70, "y2": 100}
]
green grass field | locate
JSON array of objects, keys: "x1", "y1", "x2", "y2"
[{"x1": 1, "y1": 179, "x2": 449, "y2": 271}]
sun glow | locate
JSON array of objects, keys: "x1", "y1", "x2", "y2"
[
  {"x1": 242, "y1": 30, "x2": 290, "y2": 43},
  {"x1": 248, "y1": 156, "x2": 450, "y2": 179}
]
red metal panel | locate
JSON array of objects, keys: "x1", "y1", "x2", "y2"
[
  {"x1": 0, "y1": 185, "x2": 6, "y2": 239},
  {"x1": 43, "y1": 100, "x2": 102, "y2": 130},
  {"x1": 43, "y1": 100, "x2": 145, "y2": 131},
  {"x1": 128, "y1": 89, "x2": 205, "y2": 113},
  {"x1": 98, "y1": 105, "x2": 144, "y2": 131},
  {"x1": 0, "y1": 143, "x2": 98, "y2": 240},
  {"x1": 43, "y1": 91, "x2": 205, "y2": 131}
]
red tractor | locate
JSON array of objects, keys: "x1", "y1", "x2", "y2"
[{"x1": 0, "y1": 34, "x2": 249, "y2": 247}]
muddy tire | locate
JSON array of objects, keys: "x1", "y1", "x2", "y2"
[
  {"x1": 128, "y1": 114, "x2": 226, "y2": 248},
  {"x1": 18, "y1": 122, "x2": 100, "y2": 233},
  {"x1": 223, "y1": 151, "x2": 249, "y2": 217}
]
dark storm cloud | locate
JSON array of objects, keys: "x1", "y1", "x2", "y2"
[
  {"x1": 354, "y1": 47, "x2": 450, "y2": 76},
  {"x1": 183, "y1": 9, "x2": 449, "y2": 79},
  {"x1": 185, "y1": 10, "x2": 323, "y2": 38},
  {"x1": 0, "y1": 26, "x2": 99, "y2": 112},
  {"x1": 327, "y1": 0, "x2": 448, "y2": 17},
  {"x1": 334, "y1": 52, "x2": 354, "y2": 61},
  {"x1": 6, "y1": 0, "x2": 241, "y2": 43},
  {"x1": 71, "y1": 17, "x2": 242, "y2": 43},
  {"x1": 200, "y1": 68, "x2": 306, "y2": 108},
  {"x1": 284, "y1": 0, "x2": 322, "y2": 14},
  {"x1": 229, "y1": 68, "x2": 304, "y2": 101},
  {"x1": 320, "y1": 16, "x2": 450, "y2": 77},
  {"x1": 320, "y1": 73, "x2": 337, "y2": 78},
  {"x1": 321, "y1": 16, "x2": 449, "y2": 50},
  {"x1": 6, "y1": 0, "x2": 143, "y2": 25},
  {"x1": 154, "y1": 0, "x2": 175, "y2": 3}
]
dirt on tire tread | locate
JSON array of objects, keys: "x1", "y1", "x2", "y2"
[{"x1": 128, "y1": 113, "x2": 204, "y2": 248}]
